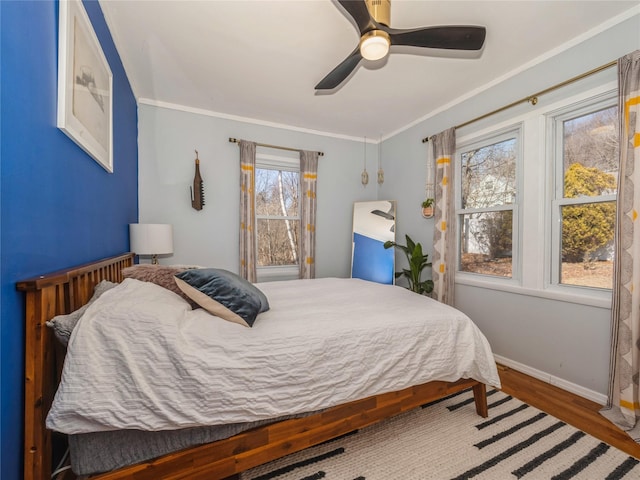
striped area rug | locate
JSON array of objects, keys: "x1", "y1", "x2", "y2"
[{"x1": 239, "y1": 389, "x2": 640, "y2": 480}]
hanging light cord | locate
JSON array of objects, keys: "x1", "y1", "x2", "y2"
[{"x1": 377, "y1": 135, "x2": 384, "y2": 185}]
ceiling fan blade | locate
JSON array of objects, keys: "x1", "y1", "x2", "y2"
[
  {"x1": 337, "y1": 0, "x2": 374, "y2": 34},
  {"x1": 387, "y1": 26, "x2": 486, "y2": 50},
  {"x1": 315, "y1": 47, "x2": 362, "y2": 90}
]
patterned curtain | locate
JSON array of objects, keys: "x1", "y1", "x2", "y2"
[
  {"x1": 430, "y1": 128, "x2": 456, "y2": 305},
  {"x1": 299, "y1": 150, "x2": 319, "y2": 279},
  {"x1": 239, "y1": 140, "x2": 257, "y2": 282},
  {"x1": 601, "y1": 50, "x2": 640, "y2": 440}
]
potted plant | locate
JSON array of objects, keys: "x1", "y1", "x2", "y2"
[
  {"x1": 421, "y1": 198, "x2": 435, "y2": 218},
  {"x1": 384, "y1": 234, "x2": 434, "y2": 295}
]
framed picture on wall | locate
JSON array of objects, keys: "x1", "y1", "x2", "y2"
[{"x1": 57, "y1": 0, "x2": 113, "y2": 173}]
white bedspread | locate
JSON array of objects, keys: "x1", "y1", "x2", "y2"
[{"x1": 47, "y1": 277, "x2": 500, "y2": 434}]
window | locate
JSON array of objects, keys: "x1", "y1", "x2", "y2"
[
  {"x1": 453, "y1": 79, "x2": 617, "y2": 306},
  {"x1": 550, "y1": 98, "x2": 618, "y2": 290},
  {"x1": 255, "y1": 154, "x2": 300, "y2": 279},
  {"x1": 457, "y1": 128, "x2": 520, "y2": 279}
]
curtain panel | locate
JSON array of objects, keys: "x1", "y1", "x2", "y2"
[
  {"x1": 430, "y1": 128, "x2": 457, "y2": 305},
  {"x1": 299, "y1": 150, "x2": 319, "y2": 279},
  {"x1": 602, "y1": 50, "x2": 640, "y2": 441},
  {"x1": 239, "y1": 140, "x2": 257, "y2": 282}
]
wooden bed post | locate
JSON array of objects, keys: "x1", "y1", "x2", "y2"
[
  {"x1": 22, "y1": 286, "x2": 57, "y2": 480},
  {"x1": 473, "y1": 382, "x2": 488, "y2": 417}
]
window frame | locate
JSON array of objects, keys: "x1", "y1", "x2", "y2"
[
  {"x1": 455, "y1": 125, "x2": 523, "y2": 285},
  {"x1": 546, "y1": 91, "x2": 618, "y2": 296},
  {"x1": 254, "y1": 152, "x2": 301, "y2": 282},
  {"x1": 453, "y1": 79, "x2": 617, "y2": 308}
]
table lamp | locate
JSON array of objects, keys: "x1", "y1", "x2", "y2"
[{"x1": 129, "y1": 223, "x2": 174, "y2": 264}]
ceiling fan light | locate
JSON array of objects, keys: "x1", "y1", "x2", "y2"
[{"x1": 360, "y1": 31, "x2": 390, "y2": 61}]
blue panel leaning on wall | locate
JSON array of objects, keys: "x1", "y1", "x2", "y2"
[
  {"x1": 0, "y1": 1, "x2": 138, "y2": 479},
  {"x1": 352, "y1": 232, "x2": 395, "y2": 285}
]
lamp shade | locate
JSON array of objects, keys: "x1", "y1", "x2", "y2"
[{"x1": 129, "y1": 224, "x2": 174, "y2": 259}]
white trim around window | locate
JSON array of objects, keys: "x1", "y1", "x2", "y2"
[
  {"x1": 255, "y1": 151, "x2": 301, "y2": 283},
  {"x1": 545, "y1": 91, "x2": 618, "y2": 302},
  {"x1": 455, "y1": 124, "x2": 522, "y2": 286},
  {"x1": 454, "y1": 79, "x2": 617, "y2": 309}
]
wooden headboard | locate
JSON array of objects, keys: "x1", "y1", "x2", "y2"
[{"x1": 16, "y1": 253, "x2": 134, "y2": 480}]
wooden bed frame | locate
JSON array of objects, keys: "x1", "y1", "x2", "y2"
[{"x1": 18, "y1": 253, "x2": 489, "y2": 480}]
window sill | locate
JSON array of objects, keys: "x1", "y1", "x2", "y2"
[
  {"x1": 256, "y1": 265, "x2": 299, "y2": 283},
  {"x1": 455, "y1": 274, "x2": 612, "y2": 309}
]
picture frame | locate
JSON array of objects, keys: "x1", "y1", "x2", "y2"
[{"x1": 57, "y1": 0, "x2": 113, "y2": 173}]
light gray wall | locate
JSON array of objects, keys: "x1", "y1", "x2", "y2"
[
  {"x1": 137, "y1": 104, "x2": 379, "y2": 278},
  {"x1": 379, "y1": 13, "x2": 640, "y2": 398},
  {"x1": 377, "y1": 129, "x2": 434, "y2": 255},
  {"x1": 454, "y1": 285, "x2": 611, "y2": 394}
]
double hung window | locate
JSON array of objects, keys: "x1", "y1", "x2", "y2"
[
  {"x1": 457, "y1": 128, "x2": 520, "y2": 280},
  {"x1": 255, "y1": 155, "x2": 300, "y2": 279},
  {"x1": 549, "y1": 97, "x2": 618, "y2": 290}
]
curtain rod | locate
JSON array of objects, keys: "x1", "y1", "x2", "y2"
[
  {"x1": 421, "y1": 59, "x2": 617, "y2": 143},
  {"x1": 229, "y1": 137, "x2": 324, "y2": 156}
]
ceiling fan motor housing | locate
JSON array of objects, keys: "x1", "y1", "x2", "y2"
[
  {"x1": 365, "y1": 0, "x2": 390, "y2": 26},
  {"x1": 315, "y1": 0, "x2": 486, "y2": 90}
]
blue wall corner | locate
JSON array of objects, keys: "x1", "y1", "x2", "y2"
[{"x1": 0, "y1": 1, "x2": 138, "y2": 478}]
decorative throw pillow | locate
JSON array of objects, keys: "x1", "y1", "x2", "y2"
[
  {"x1": 46, "y1": 280, "x2": 117, "y2": 346},
  {"x1": 122, "y1": 264, "x2": 199, "y2": 308},
  {"x1": 174, "y1": 268, "x2": 270, "y2": 327}
]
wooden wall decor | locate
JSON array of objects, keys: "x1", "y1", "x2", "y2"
[{"x1": 191, "y1": 150, "x2": 205, "y2": 211}]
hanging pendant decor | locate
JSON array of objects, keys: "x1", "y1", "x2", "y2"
[
  {"x1": 362, "y1": 169, "x2": 369, "y2": 186},
  {"x1": 422, "y1": 198, "x2": 434, "y2": 218},
  {"x1": 361, "y1": 137, "x2": 369, "y2": 186}
]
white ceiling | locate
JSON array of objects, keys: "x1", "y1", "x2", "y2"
[{"x1": 100, "y1": 0, "x2": 639, "y2": 141}]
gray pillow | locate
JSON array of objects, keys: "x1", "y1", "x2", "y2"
[
  {"x1": 46, "y1": 280, "x2": 117, "y2": 346},
  {"x1": 174, "y1": 268, "x2": 269, "y2": 327}
]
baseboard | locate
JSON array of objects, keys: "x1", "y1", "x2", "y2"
[{"x1": 494, "y1": 354, "x2": 608, "y2": 405}]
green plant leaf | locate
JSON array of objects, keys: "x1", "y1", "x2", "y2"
[
  {"x1": 406, "y1": 235, "x2": 416, "y2": 253},
  {"x1": 385, "y1": 234, "x2": 433, "y2": 295}
]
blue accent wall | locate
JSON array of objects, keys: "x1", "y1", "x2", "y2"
[{"x1": 0, "y1": 1, "x2": 138, "y2": 478}]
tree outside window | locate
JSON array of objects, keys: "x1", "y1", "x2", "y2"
[
  {"x1": 556, "y1": 105, "x2": 618, "y2": 289},
  {"x1": 458, "y1": 133, "x2": 518, "y2": 278},
  {"x1": 255, "y1": 167, "x2": 300, "y2": 267}
]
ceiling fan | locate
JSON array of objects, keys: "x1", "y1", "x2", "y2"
[{"x1": 315, "y1": 0, "x2": 486, "y2": 90}]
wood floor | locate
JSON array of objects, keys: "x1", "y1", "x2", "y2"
[{"x1": 498, "y1": 364, "x2": 640, "y2": 459}]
